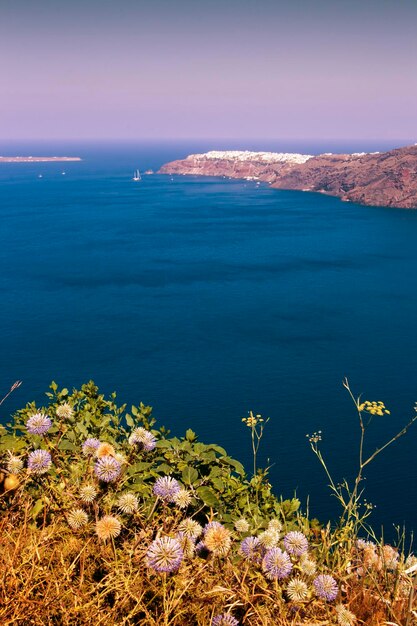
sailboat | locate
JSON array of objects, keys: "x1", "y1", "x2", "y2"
[{"x1": 132, "y1": 169, "x2": 141, "y2": 181}]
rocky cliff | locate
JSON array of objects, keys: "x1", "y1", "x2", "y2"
[{"x1": 159, "y1": 145, "x2": 417, "y2": 209}]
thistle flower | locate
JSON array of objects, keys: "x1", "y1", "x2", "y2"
[
  {"x1": 95, "y1": 442, "x2": 116, "y2": 458},
  {"x1": 283, "y1": 531, "x2": 309, "y2": 556},
  {"x1": 204, "y1": 523, "x2": 232, "y2": 556},
  {"x1": 286, "y1": 578, "x2": 309, "y2": 602},
  {"x1": 234, "y1": 518, "x2": 250, "y2": 533},
  {"x1": 195, "y1": 541, "x2": 208, "y2": 557},
  {"x1": 204, "y1": 521, "x2": 223, "y2": 534},
  {"x1": 381, "y1": 545, "x2": 399, "y2": 570},
  {"x1": 146, "y1": 536, "x2": 183, "y2": 573},
  {"x1": 176, "y1": 531, "x2": 195, "y2": 558},
  {"x1": 267, "y1": 518, "x2": 282, "y2": 533},
  {"x1": 313, "y1": 574, "x2": 338, "y2": 601},
  {"x1": 299, "y1": 555, "x2": 317, "y2": 576},
  {"x1": 56, "y1": 403, "x2": 74, "y2": 420},
  {"x1": 6, "y1": 454, "x2": 24, "y2": 475},
  {"x1": 96, "y1": 515, "x2": 122, "y2": 541},
  {"x1": 82, "y1": 438, "x2": 101, "y2": 455},
  {"x1": 79, "y1": 484, "x2": 98, "y2": 503},
  {"x1": 335, "y1": 604, "x2": 357, "y2": 626},
  {"x1": 129, "y1": 427, "x2": 156, "y2": 451},
  {"x1": 67, "y1": 508, "x2": 88, "y2": 530},
  {"x1": 262, "y1": 547, "x2": 293, "y2": 580},
  {"x1": 239, "y1": 536, "x2": 264, "y2": 564},
  {"x1": 172, "y1": 488, "x2": 192, "y2": 509},
  {"x1": 177, "y1": 518, "x2": 203, "y2": 541},
  {"x1": 26, "y1": 412, "x2": 52, "y2": 435},
  {"x1": 211, "y1": 614, "x2": 239, "y2": 626},
  {"x1": 27, "y1": 449, "x2": 52, "y2": 474},
  {"x1": 114, "y1": 452, "x2": 127, "y2": 465},
  {"x1": 153, "y1": 476, "x2": 181, "y2": 502},
  {"x1": 117, "y1": 493, "x2": 139, "y2": 514},
  {"x1": 259, "y1": 528, "x2": 281, "y2": 549},
  {"x1": 94, "y1": 455, "x2": 121, "y2": 482}
]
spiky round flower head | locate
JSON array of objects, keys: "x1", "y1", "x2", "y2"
[
  {"x1": 172, "y1": 488, "x2": 192, "y2": 509},
  {"x1": 146, "y1": 536, "x2": 183, "y2": 573},
  {"x1": 234, "y1": 518, "x2": 250, "y2": 533},
  {"x1": 195, "y1": 541, "x2": 208, "y2": 557},
  {"x1": 335, "y1": 604, "x2": 357, "y2": 626},
  {"x1": 203, "y1": 521, "x2": 223, "y2": 535},
  {"x1": 96, "y1": 515, "x2": 122, "y2": 541},
  {"x1": 79, "y1": 484, "x2": 98, "y2": 504},
  {"x1": 27, "y1": 449, "x2": 52, "y2": 475},
  {"x1": 26, "y1": 412, "x2": 52, "y2": 435},
  {"x1": 95, "y1": 442, "x2": 116, "y2": 458},
  {"x1": 211, "y1": 614, "x2": 239, "y2": 626},
  {"x1": 204, "y1": 523, "x2": 232, "y2": 556},
  {"x1": 153, "y1": 476, "x2": 181, "y2": 502},
  {"x1": 299, "y1": 555, "x2": 317, "y2": 576},
  {"x1": 283, "y1": 531, "x2": 309, "y2": 556},
  {"x1": 286, "y1": 578, "x2": 309, "y2": 602},
  {"x1": 239, "y1": 536, "x2": 264, "y2": 564},
  {"x1": 259, "y1": 528, "x2": 281, "y2": 549},
  {"x1": 381, "y1": 545, "x2": 399, "y2": 570},
  {"x1": 262, "y1": 547, "x2": 293, "y2": 580},
  {"x1": 67, "y1": 508, "x2": 88, "y2": 530},
  {"x1": 82, "y1": 438, "x2": 101, "y2": 455},
  {"x1": 56, "y1": 403, "x2": 74, "y2": 420},
  {"x1": 128, "y1": 427, "x2": 157, "y2": 451},
  {"x1": 94, "y1": 455, "x2": 121, "y2": 482},
  {"x1": 267, "y1": 518, "x2": 282, "y2": 533},
  {"x1": 113, "y1": 452, "x2": 127, "y2": 465},
  {"x1": 177, "y1": 518, "x2": 203, "y2": 541},
  {"x1": 176, "y1": 531, "x2": 196, "y2": 558},
  {"x1": 6, "y1": 455, "x2": 24, "y2": 475},
  {"x1": 117, "y1": 492, "x2": 139, "y2": 514},
  {"x1": 313, "y1": 574, "x2": 338, "y2": 601}
]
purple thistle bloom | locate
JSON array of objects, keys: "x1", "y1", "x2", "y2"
[
  {"x1": 82, "y1": 438, "x2": 101, "y2": 455},
  {"x1": 212, "y1": 614, "x2": 239, "y2": 626},
  {"x1": 27, "y1": 449, "x2": 52, "y2": 474},
  {"x1": 94, "y1": 455, "x2": 121, "y2": 482},
  {"x1": 262, "y1": 547, "x2": 293, "y2": 580},
  {"x1": 203, "y1": 521, "x2": 223, "y2": 535},
  {"x1": 146, "y1": 536, "x2": 183, "y2": 573},
  {"x1": 153, "y1": 476, "x2": 181, "y2": 502},
  {"x1": 195, "y1": 541, "x2": 209, "y2": 557},
  {"x1": 128, "y1": 427, "x2": 156, "y2": 451},
  {"x1": 283, "y1": 531, "x2": 309, "y2": 556},
  {"x1": 26, "y1": 412, "x2": 52, "y2": 435},
  {"x1": 313, "y1": 574, "x2": 339, "y2": 601},
  {"x1": 239, "y1": 536, "x2": 264, "y2": 564}
]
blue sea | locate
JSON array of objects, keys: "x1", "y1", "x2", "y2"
[{"x1": 1, "y1": 139, "x2": 417, "y2": 537}]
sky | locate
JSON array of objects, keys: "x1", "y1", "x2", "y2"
[{"x1": 1, "y1": 0, "x2": 416, "y2": 141}]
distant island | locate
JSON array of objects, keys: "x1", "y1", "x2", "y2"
[
  {"x1": 159, "y1": 144, "x2": 417, "y2": 209},
  {"x1": 0, "y1": 156, "x2": 81, "y2": 162}
]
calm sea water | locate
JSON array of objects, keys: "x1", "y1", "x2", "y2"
[{"x1": 1, "y1": 140, "x2": 417, "y2": 536}]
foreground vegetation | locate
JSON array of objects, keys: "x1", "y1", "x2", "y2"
[{"x1": 1, "y1": 381, "x2": 417, "y2": 625}]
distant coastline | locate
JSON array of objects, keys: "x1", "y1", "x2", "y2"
[
  {"x1": 159, "y1": 144, "x2": 417, "y2": 209},
  {"x1": 0, "y1": 156, "x2": 82, "y2": 163}
]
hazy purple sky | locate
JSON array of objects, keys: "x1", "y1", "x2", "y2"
[{"x1": 1, "y1": 0, "x2": 416, "y2": 141}]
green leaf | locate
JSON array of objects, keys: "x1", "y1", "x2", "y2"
[
  {"x1": 125, "y1": 413, "x2": 135, "y2": 428},
  {"x1": 196, "y1": 486, "x2": 221, "y2": 508},
  {"x1": 185, "y1": 428, "x2": 197, "y2": 442},
  {"x1": 31, "y1": 498, "x2": 44, "y2": 519},
  {"x1": 58, "y1": 440, "x2": 76, "y2": 451},
  {"x1": 181, "y1": 466, "x2": 199, "y2": 485}
]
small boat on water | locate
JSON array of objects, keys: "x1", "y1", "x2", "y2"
[{"x1": 132, "y1": 169, "x2": 141, "y2": 181}]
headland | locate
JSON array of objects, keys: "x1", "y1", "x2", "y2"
[
  {"x1": 159, "y1": 144, "x2": 417, "y2": 209},
  {"x1": 0, "y1": 156, "x2": 82, "y2": 162}
]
